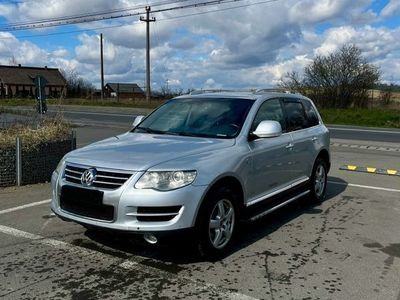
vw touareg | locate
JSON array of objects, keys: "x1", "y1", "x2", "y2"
[{"x1": 51, "y1": 90, "x2": 330, "y2": 257}]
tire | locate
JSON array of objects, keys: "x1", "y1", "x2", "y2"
[
  {"x1": 309, "y1": 157, "x2": 328, "y2": 203},
  {"x1": 197, "y1": 187, "x2": 238, "y2": 259}
]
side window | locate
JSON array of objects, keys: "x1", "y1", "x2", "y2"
[
  {"x1": 251, "y1": 99, "x2": 285, "y2": 132},
  {"x1": 301, "y1": 99, "x2": 320, "y2": 127},
  {"x1": 284, "y1": 101, "x2": 307, "y2": 131}
]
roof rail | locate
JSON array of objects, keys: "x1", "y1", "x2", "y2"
[
  {"x1": 188, "y1": 88, "x2": 302, "y2": 95},
  {"x1": 189, "y1": 89, "x2": 255, "y2": 95},
  {"x1": 255, "y1": 88, "x2": 300, "y2": 94}
]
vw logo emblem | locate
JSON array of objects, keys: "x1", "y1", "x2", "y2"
[{"x1": 81, "y1": 168, "x2": 97, "y2": 186}]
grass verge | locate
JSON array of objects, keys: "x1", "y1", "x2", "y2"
[
  {"x1": 0, "y1": 98, "x2": 163, "y2": 109},
  {"x1": 320, "y1": 108, "x2": 400, "y2": 128}
]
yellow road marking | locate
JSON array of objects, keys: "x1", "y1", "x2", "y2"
[
  {"x1": 367, "y1": 167, "x2": 377, "y2": 173},
  {"x1": 347, "y1": 165, "x2": 357, "y2": 171},
  {"x1": 387, "y1": 169, "x2": 398, "y2": 175}
]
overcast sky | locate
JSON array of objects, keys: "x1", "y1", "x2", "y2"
[{"x1": 0, "y1": 0, "x2": 399, "y2": 91}]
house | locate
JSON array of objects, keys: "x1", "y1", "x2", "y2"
[
  {"x1": 0, "y1": 65, "x2": 67, "y2": 98},
  {"x1": 104, "y1": 83, "x2": 145, "y2": 99}
]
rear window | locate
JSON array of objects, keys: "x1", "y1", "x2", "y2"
[
  {"x1": 302, "y1": 99, "x2": 320, "y2": 127},
  {"x1": 284, "y1": 101, "x2": 307, "y2": 131}
]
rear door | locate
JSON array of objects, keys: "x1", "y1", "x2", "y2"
[{"x1": 283, "y1": 98, "x2": 319, "y2": 181}]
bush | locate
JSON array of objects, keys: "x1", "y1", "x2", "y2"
[{"x1": 0, "y1": 117, "x2": 71, "y2": 150}]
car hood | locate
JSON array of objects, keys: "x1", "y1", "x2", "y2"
[{"x1": 65, "y1": 132, "x2": 235, "y2": 171}]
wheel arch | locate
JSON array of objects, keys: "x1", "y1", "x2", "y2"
[
  {"x1": 193, "y1": 175, "x2": 245, "y2": 226},
  {"x1": 317, "y1": 148, "x2": 331, "y2": 172}
]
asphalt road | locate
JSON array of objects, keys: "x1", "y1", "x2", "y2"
[
  {"x1": 5, "y1": 106, "x2": 400, "y2": 144},
  {"x1": 0, "y1": 139, "x2": 399, "y2": 299},
  {"x1": 1, "y1": 107, "x2": 399, "y2": 299}
]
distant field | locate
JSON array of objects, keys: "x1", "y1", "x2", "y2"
[
  {"x1": 320, "y1": 108, "x2": 400, "y2": 128},
  {"x1": 370, "y1": 89, "x2": 400, "y2": 104}
]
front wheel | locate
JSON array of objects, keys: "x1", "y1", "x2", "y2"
[
  {"x1": 309, "y1": 158, "x2": 328, "y2": 203},
  {"x1": 197, "y1": 187, "x2": 237, "y2": 258}
]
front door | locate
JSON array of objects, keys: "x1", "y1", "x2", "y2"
[{"x1": 247, "y1": 98, "x2": 294, "y2": 205}]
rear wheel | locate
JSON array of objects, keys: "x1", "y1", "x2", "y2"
[
  {"x1": 309, "y1": 158, "x2": 328, "y2": 203},
  {"x1": 197, "y1": 187, "x2": 237, "y2": 258}
]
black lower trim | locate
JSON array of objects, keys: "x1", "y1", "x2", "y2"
[{"x1": 243, "y1": 180, "x2": 310, "y2": 221}]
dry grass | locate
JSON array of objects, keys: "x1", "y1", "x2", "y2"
[{"x1": 0, "y1": 116, "x2": 71, "y2": 149}]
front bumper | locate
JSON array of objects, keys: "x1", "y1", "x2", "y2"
[{"x1": 51, "y1": 171, "x2": 208, "y2": 232}]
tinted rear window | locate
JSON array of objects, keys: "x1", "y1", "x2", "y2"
[{"x1": 284, "y1": 101, "x2": 307, "y2": 131}]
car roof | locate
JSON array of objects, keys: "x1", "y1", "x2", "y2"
[{"x1": 174, "y1": 89, "x2": 308, "y2": 101}]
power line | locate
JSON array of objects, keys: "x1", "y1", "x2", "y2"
[
  {"x1": 0, "y1": 0, "x2": 242, "y2": 31},
  {"x1": 0, "y1": 0, "x2": 280, "y2": 40},
  {"x1": 158, "y1": 0, "x2": 279, "y2": 20},
  {"x1": 0, "y1": 0, "x2": 191, "y2": 27}
]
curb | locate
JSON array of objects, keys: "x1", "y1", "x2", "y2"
[{"x1": 340, "y1": 165, "x2": 400, "y2": 176}]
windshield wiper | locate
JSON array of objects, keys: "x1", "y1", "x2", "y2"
[
  {"x1": 135, "y1": 127, "x2": 166, "y2": 134},
  {"x1": 177, "y1": 132, "x2": 217, "y2": 138}
]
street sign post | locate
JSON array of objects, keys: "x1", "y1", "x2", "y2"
[{"x1": 34, "y1": 75, "x2": 48, "y2": 115}]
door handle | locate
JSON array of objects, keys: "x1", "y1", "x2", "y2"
[
  {"x1": 285, "y1": 143, "x2": 294, "y2": 149},
  {"x1": 311, "y1": 137, "x2": 318, "y2": 142}
]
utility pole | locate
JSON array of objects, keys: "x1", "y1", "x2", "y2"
[
  {"x1": 140, "y1": 6, "x2": 155, "y2": 102},
  {"x1": 100, "y1": 33, "x2": 104, "y2": 101}
]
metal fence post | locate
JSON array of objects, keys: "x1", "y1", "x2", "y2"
[
  {"x1": 71, "y1": 130, "x2": 76, "y2": 150},
  {"x1": 16, "y1": 136, "x2": 22, "y2": 186}
]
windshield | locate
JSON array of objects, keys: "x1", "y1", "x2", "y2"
[{"x1": 134, "y1": 98, "x2": 254, "y2": 138}]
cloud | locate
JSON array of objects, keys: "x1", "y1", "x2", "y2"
[
  {"x1": 0, "y1": 0, "x2": 399, "y2": 89},
  {"x1": 315, "y1": 26, "x2": 400, "y2": 60},
  {"x1": 0, "y1": 0, "x2": 120, "y2": 23},
  {"x1": 380, "y1": 0, "x2": 400, "y2": 18},
  {"x1": 52, "y1": 48, "x2": 68, "y2": 58},
  {"x1": 0, "y1": 32, "x2": 49, "y2": 66}
]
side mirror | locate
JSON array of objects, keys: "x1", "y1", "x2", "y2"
[
  {"x1": 252, "y1": 120, "x2": 282, "y2": 139},
  {"x1": 132, "y1": 115, "x2": 145, "y2": 128}
]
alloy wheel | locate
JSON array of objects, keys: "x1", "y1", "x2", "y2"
[
  {"x1": 208, "y1": 199, "x2": 235, "y2": 249},
  {"x1": 314, "y1": 164, "x2": 326, "y2": 197}
]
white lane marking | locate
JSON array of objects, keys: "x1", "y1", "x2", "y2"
[
  {"x1": 14, "y1": 107, "x2": 134, "y2": 118},
  {"x1": 0, "y1": 224, "x2": 257, "y2": 300},
  {"x1": 0, "y1": 199, "x2": 51, "y2": 215},
  {"x1": 0, "y1": 225, "x2": 42, "y2": 240},
  {"x1": 119, "y1": 260, "x2": 139, "y2": 269},
  {"x1": 328, "y1": 127, "x2": 400, "y2": 135},
  {"x1": 57, "y1": 110, "x2": 134, "y2": 117},
  {"x1": 328, "y1": 181, "x2": 400, "y2": 193}
]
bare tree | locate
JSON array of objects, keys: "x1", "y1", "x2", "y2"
[
  {"x1": 60, "y1": 69, "x2": 95, "y2": 98},
  {"x1": 280, "y1": 45, "x2": 380, "y2": 108},
  {"x1": 8, "y1": 56, "x2": 18, "y2": 66},
  {"x1": 379, "y1": 83, "x2": 393, "y2": 106},
  {"x1": 279, "y1": 71, "x2": 307, "y2": 94}
]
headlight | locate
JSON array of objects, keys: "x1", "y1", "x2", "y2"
[
  {"x1": 55, "y1": 157, "x2": 66, "y2": 174},
  {"x1": 135, "y1": 171, "x2": 197, "y2": 191}
]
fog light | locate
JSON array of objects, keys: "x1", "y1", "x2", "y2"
[{"x1": 143, "y1": 233, "x2": 158, "y2": 244}]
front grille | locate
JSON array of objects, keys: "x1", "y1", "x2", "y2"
[
  {"x1": 64, "y1": 164, "x2": 133, "y2": 189},
  {"x1": 134, "y1": 206, "x2": 182, "y2": 222},
  {"x1": 60, "y1": 186, "x2": 114, "y2": 221}
]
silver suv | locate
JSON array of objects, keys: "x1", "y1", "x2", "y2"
[{"x1": 51, "y1": 90, "x2": 330, "y2": 257}]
